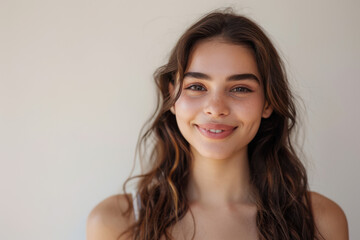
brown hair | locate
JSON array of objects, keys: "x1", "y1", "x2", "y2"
[{"x1": 120, "y1": 9, "x2": 320, "y2": 240}]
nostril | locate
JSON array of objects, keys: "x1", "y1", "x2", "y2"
[{"x1": 205, "y1": 110, "x2": 228, "y2": 117}]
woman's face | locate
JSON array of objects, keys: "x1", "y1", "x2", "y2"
[{"x1": 172, "y1": 38, "x2": 272, "y2": 160}]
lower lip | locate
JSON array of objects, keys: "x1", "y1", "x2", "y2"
[{"x1": 195, "y1": 125, "x2": 236, "y2": 140}]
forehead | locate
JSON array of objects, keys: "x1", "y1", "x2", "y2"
[{"x1": 186, "y1": 38, "x2": 260, "y2": 80}]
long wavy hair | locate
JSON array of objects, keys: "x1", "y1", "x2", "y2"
[{"x1": 120, "y1": 10, "x2": 320, "y2": 240}]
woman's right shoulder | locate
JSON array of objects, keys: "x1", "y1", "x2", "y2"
[{"x1": 86, "y1": 194, "x2": 134, "y2": 240}]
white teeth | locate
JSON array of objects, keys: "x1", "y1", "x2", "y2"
[{"x1": 208, "y1": 129, "x2": 224, "y2": 133}]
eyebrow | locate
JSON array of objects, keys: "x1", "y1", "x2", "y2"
[{"x1": 183, "y1": 71, "x2": 260, "y2": 83}]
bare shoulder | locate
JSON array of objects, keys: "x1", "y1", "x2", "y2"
[
  {"x1": 86, "y1": 194, "x2": 135, "y2": 240},
  {"x1": 309, "y1": 191, "x2": 349, "y2": 240}
]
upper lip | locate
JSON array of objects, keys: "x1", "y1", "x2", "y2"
[{"x1": 196, "y1": 123, "x2": 237, "y2": 131}]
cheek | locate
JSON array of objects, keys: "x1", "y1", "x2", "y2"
[
  {"x1": 174, "y1": 94, "x2": 202, "y2": 119},
  {"x1": 174, "y1": 94, "x2": 203, "y2": 140},
  {"x1": 232, "y1": 95, "x2": 265, "y2": 136},
  {"x1": 233, "y1": 96, "x2": 264, "y2": 118}
]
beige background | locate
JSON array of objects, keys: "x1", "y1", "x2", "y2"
[{"x1": 1, "y1": 0, "x2": 359, "y2": 239}]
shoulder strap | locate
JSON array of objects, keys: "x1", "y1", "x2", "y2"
[{"x1": 131, "y1": 190, "x2": 141, "y2": 221}]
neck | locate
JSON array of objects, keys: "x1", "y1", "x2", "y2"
[{"x1": 186, "y1": 147, "x2": 254, "y2": 207}]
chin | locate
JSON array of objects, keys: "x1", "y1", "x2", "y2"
[{"x1": 193, "y1": 145, "x2": 242, "y2": 161}]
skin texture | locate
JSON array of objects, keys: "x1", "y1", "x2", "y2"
[
  {"x1": 87, "y1": 39, "x2": 349, "y2": 240},
  {"x1": 170, "y1": 39, "x2": 272, "y2": 209}
]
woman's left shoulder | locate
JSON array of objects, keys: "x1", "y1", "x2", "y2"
[{"x1": 308, "y1": 191, "x2": 349, "y2": 240}]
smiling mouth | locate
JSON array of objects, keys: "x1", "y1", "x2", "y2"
[{"x1": 195, "y1": 123, "x2": 237, "y2": 139}]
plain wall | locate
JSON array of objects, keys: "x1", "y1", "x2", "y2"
[{"x1": 1, "y1": 0, "x2": 359, "y2": 239}]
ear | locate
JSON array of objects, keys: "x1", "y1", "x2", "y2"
[
  {"x1": 170, "y1": 106, "x2": 175, "y2": 115},
  {"x1": 168, "y1": 82, "x2": 176, "y2": 115},
  {"x1": 262, "y1": 101, "x2": 273, "y2": 118}
]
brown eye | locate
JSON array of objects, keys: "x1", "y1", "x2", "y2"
[
  {"x1": 186, "y1": 84, "x2": 206, "y2": 91},
  {"x1": 230, "y1": 87, "x2": 252, "y2": 93}
]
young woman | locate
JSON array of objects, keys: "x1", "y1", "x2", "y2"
[{"x1": 87, "y1": 10, "x2": 348, "y2": 240}]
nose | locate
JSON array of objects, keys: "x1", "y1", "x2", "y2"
[{"x1": 203, "y1": 93, "x2": 230, "y2": 117}]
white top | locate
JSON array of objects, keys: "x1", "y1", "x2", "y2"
[{"x1": 131, "y1": 190, "x2": 141, "y2": 221}]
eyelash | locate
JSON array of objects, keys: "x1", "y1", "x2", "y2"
[
  {"x1": 230, "y1": 86, "x2": 252, "y2": 93},
  {"x1": 185, "y1": 84, "x2": 206, "y2": 91},
  {"x1": 185, "y1": 84, "x2": 252, "y2": 93}
]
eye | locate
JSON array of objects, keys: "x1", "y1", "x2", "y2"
[
  {"x1": 230, "y1": 86, "x2": 252, "y2": 93},
  {"x1": 185, "y1": 84, "x2": 206, "y2": 91}
]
